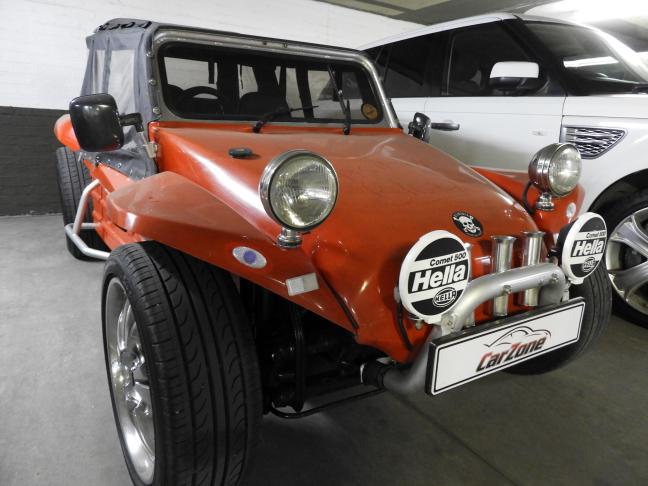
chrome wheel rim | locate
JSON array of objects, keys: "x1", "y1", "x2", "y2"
[
  {"x1": 105, "y1": 278, "x2": 155, "y2": 484},
  {"x1": 606, "y1": 207, "x2": 648, "y2": 315}
]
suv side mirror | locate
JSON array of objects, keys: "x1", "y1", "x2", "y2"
[
  {"x1": 489, "y1": 61, "x2": 542, "y2": 93},
  {"x1": 69, "y1": 94, "x2": 144, "y2": 152},
  {"x1": 408, "y1": 112, "x2": 431, "y2": 142}
]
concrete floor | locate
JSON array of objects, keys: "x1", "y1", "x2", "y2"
[{"x1": 1, "y1": 214, "x2": 647, "y2": 486}]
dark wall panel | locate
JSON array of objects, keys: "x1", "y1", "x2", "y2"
[{"x1": 0, "y1": 106, "x2": 66, "y2": 215}]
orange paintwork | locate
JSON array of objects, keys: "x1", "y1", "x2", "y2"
[
  {"x1": 475, "y1": 168, "x2": 585, "y2": 244},
  {"x1": 55, "y1": 117, "x2": 583, "y2": 363},
  {"x1": 54, "y1": 115, "x2": 80, "y2": 152}
]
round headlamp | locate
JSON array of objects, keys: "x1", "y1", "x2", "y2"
[
  {"x1": 260, "y1": 150, "x2": 338, "y2": 233},
  {"x1": 528, "y1": 143, "x2": 582, "y2": 197}
]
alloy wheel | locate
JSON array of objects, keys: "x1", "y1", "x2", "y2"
[
  {"x1": 105, "y1": 277, "x2": 155, "y2": 484},
  {"x1": 606, "y1": 207, "x2": 648, "y2": 316}
]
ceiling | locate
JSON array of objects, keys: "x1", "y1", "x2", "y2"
[
  {"x1": 316, "y1": 0, "x2": 648, "y2": 52},
  {"x1": 315, "y1": 0, "x2": 555, "y2": 24}
]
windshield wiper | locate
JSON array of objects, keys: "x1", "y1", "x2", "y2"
[
  {"x1": 253, "y1": 105, "x2": 319, "y2": 133},
  {"x1": 327, "y1": 65, "x2": 351, "y2": 135}
]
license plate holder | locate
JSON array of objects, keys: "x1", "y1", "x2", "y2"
[{"x1": 426, "y1": 298, "x2": 585, "y2": 395}]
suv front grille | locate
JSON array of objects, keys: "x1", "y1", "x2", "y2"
[{"x1": 560, "y1": 126, "x2": 626, "y2": 159}]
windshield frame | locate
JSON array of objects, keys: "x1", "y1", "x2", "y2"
[
  {"x1": 522, "y1": 20, "x2": 648, "y2": 95},
  {"x1": 151, "y1": 29, "x2": 399, "y2": 128}
]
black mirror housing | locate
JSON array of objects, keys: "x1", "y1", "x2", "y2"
[
  {"x1": 489, "y1": 76, "x2": 543, "y2": 94},
  {"x1": 69, "y1": 94, "x2": 124, "y2": 152},
  {"x1": 408, "y1": 112, "x2": 431, "y2": 142}
]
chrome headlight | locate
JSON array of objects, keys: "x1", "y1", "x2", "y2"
[
  {"x1": 528, "y1": 143, "x2": 582, "y2": 197},
  {"x1": 260, "y1": 150, "x2": 338, "y2": 232}
]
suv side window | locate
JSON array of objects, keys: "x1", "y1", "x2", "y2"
[
  {"x1": 445, "y1": 22, "x2": 543, "y2": 97},
  {"x1": 369, "y1": 33, "x2": 445, "y2": 98}
]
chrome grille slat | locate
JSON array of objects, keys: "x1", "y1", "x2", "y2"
[{"x1": 560, "y1": 126, "x2": 626, "y2": 158}]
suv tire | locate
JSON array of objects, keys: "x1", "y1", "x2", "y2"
[
  {"x1": 508, "y1": 264, "x2": 611, "y2": 374},
  {"x1": 601, "y1": 191, "x2": 648, "y2": 327}
]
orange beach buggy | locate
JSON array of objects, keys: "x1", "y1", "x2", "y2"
[{"x1": 54, "y1": 19, "x2": 611, "y2": 486}]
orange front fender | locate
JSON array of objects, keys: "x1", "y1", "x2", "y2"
[
  {"x1": 105, "y1": 171, "x2": 353, "y2": 333},
  {"x1": 53, "y1": 114, "x2": 80, "y2": 151},
  {"x1": 475, "y1": 168, "x2": 585, "y2": 241}
]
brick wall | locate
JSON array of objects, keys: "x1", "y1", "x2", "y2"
[
  {"x1": 0, "y1": 107, "x2": 65, "y2": 215},
  {"x1": 0, "y1": 0, "x2": 418, "y2": 215}
]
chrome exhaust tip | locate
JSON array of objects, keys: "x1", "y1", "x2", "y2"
[
  {"x1": 518, "y1": 231, "x2": 545, "y2": 307},
  {"x1": 490, "y1": 235, "x2": 516, "y2": 317}
]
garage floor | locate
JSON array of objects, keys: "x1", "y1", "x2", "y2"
[{"x1": 1, "y1": 214, "x2": 647, "y2": 486}]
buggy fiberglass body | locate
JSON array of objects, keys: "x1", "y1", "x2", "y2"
[{"x1": 54, "y1": 19, "x2": 611, "y2": 486}]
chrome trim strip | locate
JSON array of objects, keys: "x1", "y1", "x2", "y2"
[{"x1": 560, "y1": 125, "x2": 626, "y2": 159}]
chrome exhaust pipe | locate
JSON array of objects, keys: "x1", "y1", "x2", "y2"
[
  {"x1": 519, "y1": 231, "x2": 545, "y2": 306},
  {"x1": 464, "y1": 243, "x2": 475, "y2": 327},
  {"x1": 490, "y1": 236, "x2": 516, "y2": 317}
]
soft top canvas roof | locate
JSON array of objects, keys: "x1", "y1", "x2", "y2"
[{"x1": 82, "y1": 18, "x2": 368, "y2": 124}]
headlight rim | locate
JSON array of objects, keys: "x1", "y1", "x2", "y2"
[
  {"x1": 528, "y1": 142, "x2": 581, "y2": 197},
  {"x1": 259, "y1": 149, "x2": 338, "y2": 232}
]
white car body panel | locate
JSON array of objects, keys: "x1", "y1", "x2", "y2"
[
  {"x1": 563, "y1": 113, "x2": 648, "y2": 210},
  {"x1": 363, "y1": 15, "x2": 648, "y2": 214},
  {"x1": 425, "y1": 96, "x2": 564, "y2": 172},
  {"x1": 563, "y1": 94, "x2": 648, "y2": 119}
]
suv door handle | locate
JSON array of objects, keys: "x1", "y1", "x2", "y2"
[{"x1": 429, "y1": 121, "x2": 460, "y2": 131}]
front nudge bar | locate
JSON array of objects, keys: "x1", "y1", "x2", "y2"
[
  {"x1": 64, "y1": 179, "x2": 110, "y2": 260},
  {"x1": 361, "y1": 263, "x2": 568, "y2": 395}
]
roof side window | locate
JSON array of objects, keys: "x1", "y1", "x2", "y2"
[
  {"x1": 107, "y1": 49, "x2": 136, "y2": 114},
  {"x1": 445, "y1": 23, "x2": 536, "y2": 97},
  {"x1": 443, "y1": 22, "x2": 563, "y2": 97},
  {"x1": 88, "y1": 49, "x2": 105, "y2": 93},
  {"x1": 372, "y1": 33, "x2": 444, "y2": 98}
]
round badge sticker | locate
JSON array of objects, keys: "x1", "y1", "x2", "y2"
[
  {"x1": 398, "y1": 230, "x2": 471, "y2": 323},
  {"x1": 452, "y1": 211, "x2": 483, "y2": 237},
  {"x1": 560, "y1": 212, "x2": 607, "y2": 284},
  {"x1": 361, "y1": 103, "x2": 379, "y2": 121}
]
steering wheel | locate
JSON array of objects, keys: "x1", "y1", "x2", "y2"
[{"x1": 177, "y1": 86, "x2": 226, "y2": 113}]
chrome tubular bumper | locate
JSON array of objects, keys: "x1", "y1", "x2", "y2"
[
  {"x1": 64, "y1": 179, "x2": 110, "y2": 261},
  {"x1": 362, "y1": 262, "x2": 568, "y2": 395}
]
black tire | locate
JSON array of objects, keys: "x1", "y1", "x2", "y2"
[
  {"x1": 102, "y1": 242, "x2": 262, "y2": 486},
  {"x1": 508, "y1": 264, "x2": 611, "y2": 375},
  {"x1": 54, "y1": 146, "x2": 107, "y2": 259},
  {"x1": 600, "y1": 190, "x2": 648, "y2": 326}
]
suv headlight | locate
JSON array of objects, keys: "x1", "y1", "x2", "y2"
[
  {"x1": 528, "y1": 143, "x2": 581, "y2": 197},
  {"x1": 260, "y1": 150, "x2": 338, "y2": 233}
]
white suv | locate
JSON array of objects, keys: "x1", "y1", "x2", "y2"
[{"x1": 362, "y1": 13, "x2": 648, "y2": 325}]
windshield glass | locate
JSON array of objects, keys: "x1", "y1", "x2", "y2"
[
  {"x1": 158, "y1": 42, "x2": 384, "y2": 124},
  {"x1": 526, "y1": 21, "x2": 648, "y2": 94}
]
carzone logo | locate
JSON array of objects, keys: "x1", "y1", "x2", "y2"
[{"x1": 476, "y1": 326, "x2": 551, "y2": 372}]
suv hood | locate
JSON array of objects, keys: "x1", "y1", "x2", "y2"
[{"x1": 564, "y1": 94, "x2": 648, "y2": 119}]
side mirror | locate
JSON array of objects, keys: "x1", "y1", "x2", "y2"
[
  {"x1": 489, "y1": 61, "x2": 542, "y2": 92},
  {"x1": 407, "y1": 112, "x2": 431, "y2": 142},
  {"x1": 69, "y1": 94, "x2": 143, "y2": 152}
]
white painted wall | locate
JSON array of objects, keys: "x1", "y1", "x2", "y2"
[{"x1": 0, "y1": 0, "x2": 419, "y2": 110}]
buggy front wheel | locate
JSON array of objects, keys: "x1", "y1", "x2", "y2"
[{"x1": 102, "y1": 242, "x2": 262, "y2": 486}]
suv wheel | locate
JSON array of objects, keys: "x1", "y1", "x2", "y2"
[
  {"x1": 602, "y1": 191, "x2": 648, "y2": 327},
  {"x1": 102, "y1": 242, "x2": 262, "y2": 486}
]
